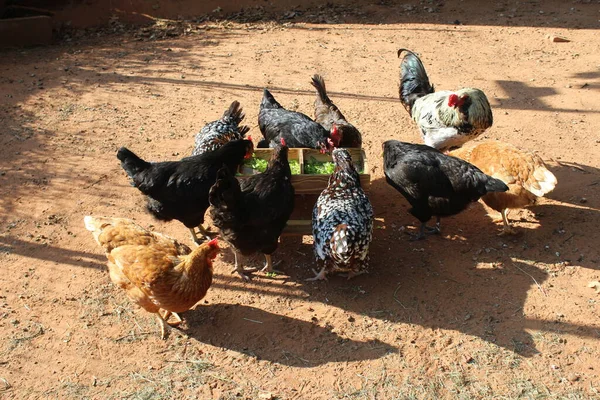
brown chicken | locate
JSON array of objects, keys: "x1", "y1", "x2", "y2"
[
  {"x1": 449, "y1": 141, "x2": 557, "y2": 235},
  {"x1": 311, "y1": 74, "x2": 362, "y2": 148},
  {"x1": 84, "y1": 216, "x2": 219, "y2": 339}
]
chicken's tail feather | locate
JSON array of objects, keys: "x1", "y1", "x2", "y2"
[
  {"x1": 208, "y1": 166, "x2": 242, "y2": 211},
  {"x1": 330, "y1": 224, "x2": 354, "y2": 264},
  {"x1": 117, "y1": 147, "x2": 150, "y2": 181},
  {"x1": 260, "y1": 89, "x2": 281, "y2": 110},
  {"x1": 311, "y1": 74, "x2": 333, "y2": 106},
  {"x1": 257, "y1": 138, "x2": 270, "y2": 148},
  {"x1": 528, "y1": 166, "x2": 557, "y2": 197},
  {"x1": 485, "y1": 176, "x2": 510, "y2": 193},
  {"x1": 238, "y1": 125, "x2": 250, "y2": 136},
  {"x1": 397, "y1": 48, "x2": 435, "y2": 114},
  {"x1": 222, "y1": 101, "x2": 246, "y2": 126}
]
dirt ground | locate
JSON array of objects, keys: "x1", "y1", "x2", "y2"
[{"x1": 1, "y1": 0, "x2": 599, "y2": 398}]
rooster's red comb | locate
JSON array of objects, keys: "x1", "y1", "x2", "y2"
[
  {"x1": 280, "y1": 137, "x2": 286, "y2": 147},
  {"x1": 207, "y1": 238, "x2": 219, "y2": 249},
  {"x1": 247, "y1": 135, "x2": 252, "y2": 142}
]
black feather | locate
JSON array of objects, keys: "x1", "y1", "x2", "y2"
[
  {"x1": 258, "y1": 89, "x2": 331, "y2": 151},
  {"x1": 209, "y1": 144, "x2": 295, "y2": 257},
  {"x1": 383, "y1": 140, "x2": 508, "y2": 226},
  {"x1": 118, "y1": 139, "x2": 253, "y2": 231},
  {"x1": 398, "y1": 49, "x2": 435, "y2": 114}
]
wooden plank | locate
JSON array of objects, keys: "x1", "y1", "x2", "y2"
[{"x1": 282, "y1": 220, "x2": 312, "y2": 236}]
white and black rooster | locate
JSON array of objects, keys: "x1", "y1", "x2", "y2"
[
  {"x1": 310, "y1": 148, "x2": 373, "y2": 281},
  {"x1": 191, "y1": 101, "x2": 250, "y2": 156},
  {"x1": 398, "y1": 48, "x2": 493, "y2": 151}
]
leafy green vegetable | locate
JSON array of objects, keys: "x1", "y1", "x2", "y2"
[
  {"x1": 304, "y1": 157, "x2": 336, "y2": 175},
  {"x1": 288, "y1": 160, "x2": 301, "y2": 175},
  {"x1": 242, "y1": 155, "x2": 301, "y2": 175},
  {"x1": 242, "y1": 156, "x2": 268, "y2": 173}
]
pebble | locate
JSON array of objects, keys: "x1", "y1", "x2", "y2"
[{"x1": 567, "y1": 373, "x2": 580, "y2": 382}]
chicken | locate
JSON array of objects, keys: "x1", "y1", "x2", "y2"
[
  {"x1": 310, "y1": 148, "x2": 373, "y2": 281},
  {"x1": 383, "y1": 140, "x2": 509, "y2": 240},
  {"x1": 398, "y1": 49, "x2": 493, "y2": 151},
  {"x1": 258, "y1": 89, "x2": 340, "y2": 152},
  {"x1": 310, "y1": 74, "x2": 362, "y2": 148},
  {"x1": 208, "y1": 139, "x2": 295, "y2": 281},
  {"x1": 191, "y1": 100, "x2": 250, "y2": 156},
  {"x1": 84, "y1": 216, "x2": 219, "y2": 339},
  {"x1": 117, "y1": 139, "x2": 254, "y2": 244},
  {"x1": 449, "y1": 141, "x2": 557, "y2": 235}
]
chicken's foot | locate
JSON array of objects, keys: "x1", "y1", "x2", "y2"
[
  {"x1": 339, "y1": 269, "x2": 367, "y2": 280},
  {"x1": 260, "y1": 254, "x2": 285, "y2": 275},
  {"x1": 498, "y1": 209, "x2": 518, "y2": 236},
  {"x1": 198, "y1": 224, "x2": 217, "y2": 240},
  {"x1": 409, "y1": 218, "x2": 441, "y2": 241},
  {"x1": 156, "y1": 313, "x2": 169, "y2": 340},
  {"x1": 159, "y1": 309, "x2": 183, "y2": 327},
  {"x1": 231, "y1": 251, "x2": 256, "y2": 281},
  {"x1": 306, "y1": 267, "x2": 328, "y2": 281},
  {"x1": 189, "y1": 225, "x2": 217, "y2": 244}
]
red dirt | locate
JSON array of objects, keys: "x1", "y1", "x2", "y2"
[{"x1": 1, "y1": 1, "x2": 599, "y2": 399}]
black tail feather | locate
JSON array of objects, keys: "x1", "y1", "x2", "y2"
[
  {"x1": 208, "y1": 166, "x2": 241, "y2": 210},
  {"x1": 116, "y1": 147, "x2": 150, "y2": 180},
  {"x1": 311, "y1": 74, "x2": 332, "y2": 106},
  {"x1": 260, "y1": 89, "x2": 281, "y2": 110},
  {"x1": 257, "y1": 138, "x2": 270, "y2": 148},
  {"x1": 485, "y1": 177, "x2": 509, "y2": 193},
  {"x1": 222, "y1": 101, "x2": 245, "y2": 125},
  {"x1": 398, "y1": 48, "x2": 435, "y2": 114},
  {"x1": 238, "y1": 125, "x2": 250, "y2": 136}
]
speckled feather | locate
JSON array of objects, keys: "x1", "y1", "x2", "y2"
[
  {"x1": 312, "y1": 148, "x2": 373, "y2": 277},
  {"x1": 398, "y1": 49, "x2": 493, "y2": 150},
  {"x1": 191, "y1": 101, "x2": 250, "y2": 156}
]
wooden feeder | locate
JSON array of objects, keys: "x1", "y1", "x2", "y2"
[{"x1": 238, "y1": 148, "x2": 370, "y2": 235}]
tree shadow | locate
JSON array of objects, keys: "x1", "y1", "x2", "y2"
[
  {"x1": 29, "y1": 0, "x2": 600, "y2": 30},
  {"x1": 183, "y1": 303, "x2": 397, "y2": 367}
]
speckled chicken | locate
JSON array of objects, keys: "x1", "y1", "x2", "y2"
[
  {"x1": 449, "y1": 141, "x2": 557, "y2": 235},
  {"x1": 383, "y1": 140, "x2": 509, "y2": 240},
  {"x1": 191, "y1": 101, "x2": 250, "y2": 156},
  {"x1": 398, "y1": 49, "x2": 493, "y2": 151},
  {"x1": 310, "y1": 148, "x2": 373, "y2": 280},
  {"x1": 310, "y1": 74, "x2": 362, "y2": 148},
  {"x1": 84, "y1": 216, "x2": 219, "y2": 339}
]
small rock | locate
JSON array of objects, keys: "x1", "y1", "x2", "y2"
[
  {"x1": 550, "y1": 35, "x2": 570, "y2": 43},
  {"x1": 580, "y1": 197, "x2": 587, "y2": 204},
  {"x1": 259, "y1": 393, "x2": 274, "y2": 400},
  {"x1": 567, "y1": 373, "x2": 580, "y2": 382},
  {"x1": 348, "y1": 316, "x2": 355, "y2": 323}
]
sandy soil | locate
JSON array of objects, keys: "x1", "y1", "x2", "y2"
[{"x1": 1, "y1": 0, "x2": 599, "y2": 398}]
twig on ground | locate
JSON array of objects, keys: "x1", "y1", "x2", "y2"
[
  {"x1": 510, "y1": 259, "x2": 547, "y2": 297},
  {"x1": 393, "y1": 283, "x2": 408, "y2": 309}
]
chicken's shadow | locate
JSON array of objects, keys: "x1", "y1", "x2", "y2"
[
  {"x1": 183, "y1": 303, "x2": 397, "y2": 367},
  {"x1": 252, "y1": 159, "x2": 600, "y2": 358}
]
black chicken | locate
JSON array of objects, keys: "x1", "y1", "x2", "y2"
[
  {"x1": 258, "y1": 89, "x2": 340, "y2": 152},
  {"x1": 383, "y1": 140, "x2": 509, "y2": 240},
  {"x1": 191, "y1": 101, "x2": 250, "y2": 156},
  {"x1": 209, "y1": 140, "x2": 295, "y2": 281},
  {"x1": 311, "y1": 148, "x2": 373, "y2": 281},
  {"x1": 117, "y1": 139, "x2": 254, "y2": 244},
  {"x1": 311, "y1": 74, "x2": 362, "y2": 148}
]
